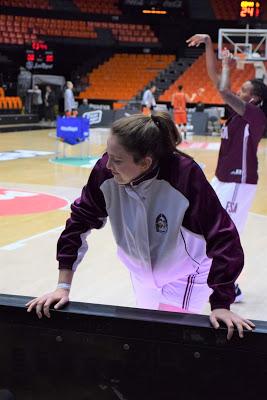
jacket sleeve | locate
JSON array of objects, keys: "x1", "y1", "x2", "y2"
[
  {"x1": 243, "y1": 103, "x2": 267, "y2": 138},
  {"x1": 182, "y1": 161, "x2": 244, "y2": 310},
  {"x1": 57, "y1": 157, "x2": 109, "y2": 271}
]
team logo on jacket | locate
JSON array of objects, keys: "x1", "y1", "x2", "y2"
[{"x1": 156, "y1": 214, "x2": 168, "y2": 233}]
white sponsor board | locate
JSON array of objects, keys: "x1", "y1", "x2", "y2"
[{"x1": 82, "y1": 110, "x2": 103, "y2": 125}]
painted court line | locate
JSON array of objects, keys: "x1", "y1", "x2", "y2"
[
  {"x1": 249, "y1": 212, "x2": 267, "y2": 220},
  {"x1": 0, "y1": 226, "x2": 64, "y2": 251},
  {"x1": 1, "y1": 211, "x2": 266, "y2": 252}
]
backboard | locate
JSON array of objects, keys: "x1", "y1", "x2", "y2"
[{"x1": 218, "y1": 28, "x2": 267, "y2": 62}]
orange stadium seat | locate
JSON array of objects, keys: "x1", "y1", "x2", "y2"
[
  {"x1": 73, "y1": 0, "x2": 121, "y2": 15},
  {"x1": 0, "y1": 0, "x2": 52, "y2": 9},
  {"x1": 159, "y1": 49, "x2": 255, "y2": 105},
  {"x1": 0, "y1": 14, "x2": 158, "y2": 44},
  {"x1": 79, "y1": 53, "x2": 175, "y2": 102},
  {"x1": 0, "y1": 96, "x2": 22, "y2": 110},
  {"x1": 0, "y1": 98, "x2": 8, "y2": 110}
]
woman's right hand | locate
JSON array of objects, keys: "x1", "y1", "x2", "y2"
[
  {"x1": 186, "y1": 34, "x2": 211, "y2": 47},
  {"x1": 25, "y1": 289, "x2": 70, "y2": 319}
]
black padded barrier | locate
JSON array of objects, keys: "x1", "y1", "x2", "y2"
[{"x1": 0, "y1": 294, "x2": 266, "y2": 400}]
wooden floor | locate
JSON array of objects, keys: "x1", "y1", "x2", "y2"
[{"x1": 0, "y1": 128, "x2": 267, "y2": 321}]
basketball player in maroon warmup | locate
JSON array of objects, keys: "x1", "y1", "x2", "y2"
[
  {"x1": 187, "y1": 33, "x2": 267, "y2": 301},
  {"x1": 27, "y1": 111, "x2": 255, "y2": 340}
]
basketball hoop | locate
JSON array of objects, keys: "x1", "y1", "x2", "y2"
[
  {"x1": 235, "y1": 53, "x2": 246, "y2": 70},
  {"x1": 218, "y1": 28, "x2": 267, "y2": 63}
]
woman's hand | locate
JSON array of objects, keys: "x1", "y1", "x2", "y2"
[
  {"x1": 221, "y1": 47, "x2": 235, "y2": 69},
  {"x1": 210, "y1": 308, "x2": 255, "y2": 340},
  {"x1": 186, "y1": 34, "x2": 211, "y2": 47},
  {"x1": 25, "y1": 289, "x2": 70, "y2": 319}
]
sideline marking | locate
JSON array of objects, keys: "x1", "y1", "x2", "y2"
[
  {"x1": 249, "y1": 212, "x2": 267, "y2": 220},
  {"x1": 0, "y1": 226, "x2": 64, "y2": 251},
  {"x1": 1, "y1": 212, "x2": 266, "y2": 252}
]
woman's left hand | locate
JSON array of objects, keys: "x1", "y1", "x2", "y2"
[
  {"x1": 221, "y1": 47, "x2": 236, "y2": 68},
  {"x1": 210, "y1": 308, "x2": 255, "y2": 340}
]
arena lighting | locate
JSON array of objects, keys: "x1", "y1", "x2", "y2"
[{"x1": 142, "y1": 9, "x2": 168, "y2": 14}]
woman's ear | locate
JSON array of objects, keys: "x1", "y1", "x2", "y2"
[
  {"x1": 250, "y1": 95, "x2": 260, "y2": 105},
  {"x1": 140, "y1": 156, "x2": 153, "y2": 171}
]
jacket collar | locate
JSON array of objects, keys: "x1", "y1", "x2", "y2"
[{"x1": 128, "y1": 163, "x2": 159, "y2": 187}]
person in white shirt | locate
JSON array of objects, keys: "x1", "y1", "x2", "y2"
[
  {"x1": 141, "y1": 85, "x2": 157, "y2": 112},
  {"x1": 64, "y1": 81, "x2": 76, "y2": 116},
  {"x1": 27, "y1": 84, "x2": 43, "y2": 119}
]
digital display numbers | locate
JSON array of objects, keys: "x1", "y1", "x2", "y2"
[
  {"x1": 26, "y1": 52, "x2": 54, "y2": 63},
  {"x1": 240, "y1": 1, "x2": 261, "y2": 18},
  {"x1": 25, "y1": 41, "x2": 54, "y2": 70}
]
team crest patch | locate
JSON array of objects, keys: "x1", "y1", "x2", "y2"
[{"x1": 156, "y1": 214, "x2": 168, "y2": 233}]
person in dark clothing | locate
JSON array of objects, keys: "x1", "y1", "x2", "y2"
[
  {"x1": 77, "y1": 98, "x2": 90, "y2": 116},
  {"x1": 44, "y1": 85, "x2": 56, "y2": 121},
  {"x1": 0, "y1": 389, "x2": 15, "y2": 400}
]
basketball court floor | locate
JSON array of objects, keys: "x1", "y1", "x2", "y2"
[{"x1": 0, "y1": 127, "x2": 267, "y2": 321}]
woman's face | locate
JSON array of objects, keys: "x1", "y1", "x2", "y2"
[
  {"x1": 106, "y1": 134, "x2": 152, "y2": 185},
  {"x1": 237, "y1": 81, "x2": 254, "y2": 102}
]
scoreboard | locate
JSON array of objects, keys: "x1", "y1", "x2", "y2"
[
  {"x1": 239, "y1": 1, "x2": 261, "y2": 19},
  {"x1": 26, "y1": 40, "x2": 54, "y2": 70}
]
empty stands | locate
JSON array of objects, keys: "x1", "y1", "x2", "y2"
[
  {"x1": 95, "y1": 21, "x2": 158, "y2": 44},
  {"x1": 0, "y1": 87, "x2": 22, "y2": 112},
  {"x1": 74, "y1": 0, "x2": 121, "y2": 15},
  {"x1": 0, "y1": 14, "x2": 158, "y2": 45},
  {"x1": 79, "y1": 53, "x2": 175, "y2": 101},
  {"x1": 160, "y1": 51, "x2": 255, "y2": 105},
  {"x1": 0, "y1": 0, "x2": 51, "y2": 9}
]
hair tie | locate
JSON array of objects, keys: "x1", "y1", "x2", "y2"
[{"x1": 151, "y1": 115, "x2": 160, "y2": 127}]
